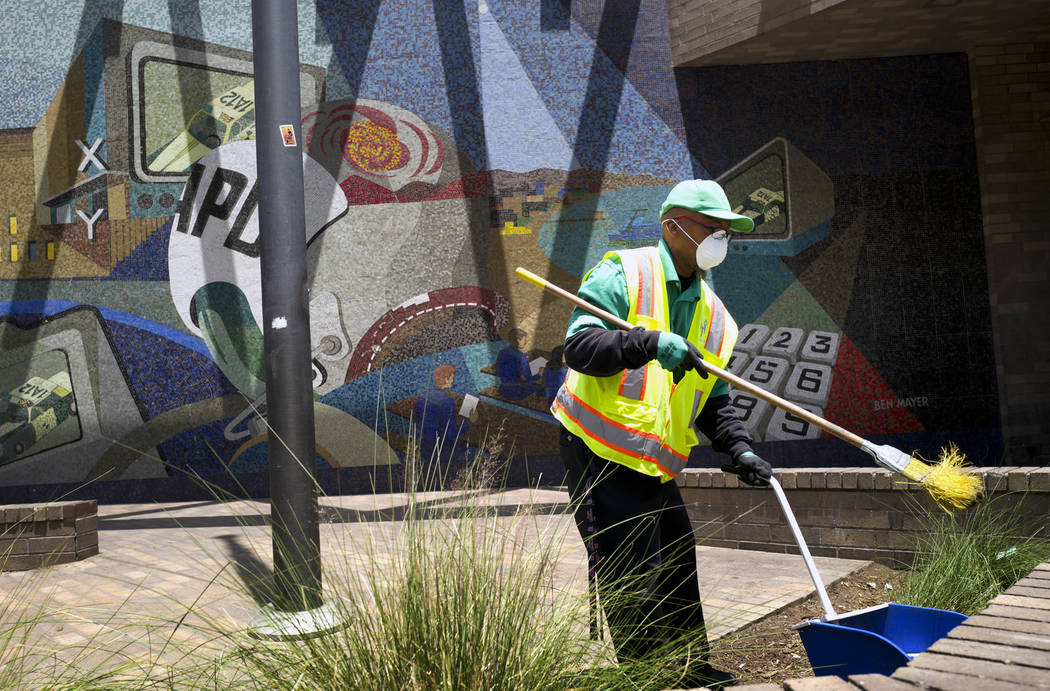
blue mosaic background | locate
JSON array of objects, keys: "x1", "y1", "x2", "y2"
[{"x1": 0, "y1": 1, "x2": 1000, "y2": 503}]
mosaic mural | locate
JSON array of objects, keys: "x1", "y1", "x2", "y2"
[{"x1": 0, "y1": 1, "x2": 999, "y2": 502}]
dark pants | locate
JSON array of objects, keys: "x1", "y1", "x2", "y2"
[{"x1": 559, "y1": 426, "x2": 710, "y2": 665}]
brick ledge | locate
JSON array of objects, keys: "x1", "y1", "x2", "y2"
[
  {"x1": 676, "y1": 466, "x2": 1049, "y2": 493},
  {"x1": 0, "y1": 500, "x2": 99, "y2": 572}
]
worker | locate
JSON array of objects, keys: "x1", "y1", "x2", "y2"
[{"x1": 551, "y1": 179, "x2": 773, "y2": 687}]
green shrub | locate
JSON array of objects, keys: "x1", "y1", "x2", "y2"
[
  {"x1": 897, "y1": 492, "x2": 1050, "y2": 615},
  {"x1": 189, "y1": 447, "x2": 611, "y2": 691}
]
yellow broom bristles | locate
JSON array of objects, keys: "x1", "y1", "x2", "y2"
[
  {"x1": 912, "y1": 443, "x2": 983, "y2": 512},
  {"x1": 901, "y1": 456, "x2": 933, "y2": 483}
]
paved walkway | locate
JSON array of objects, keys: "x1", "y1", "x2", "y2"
[{"x1": 0, "y1": 488, "x2": 868, "y2": 674}]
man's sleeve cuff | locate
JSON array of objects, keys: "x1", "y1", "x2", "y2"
[{"x1": 729, "y1": 442, "x2": 752, "y2": 459}]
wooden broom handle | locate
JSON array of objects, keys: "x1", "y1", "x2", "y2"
[{"x1": 515, "y1": 267, "x2": 866, "y2": 449}]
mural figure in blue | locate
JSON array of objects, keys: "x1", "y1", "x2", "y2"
[
  {"x1": 496, "y1": 328, "x2": 542, "y2": 401},
  {"x1": 413, "y1": 364, "x2": 476, "y2": 469},
  {"x1": 543, "y1": 344, "x2": 567, "y2": 408}
]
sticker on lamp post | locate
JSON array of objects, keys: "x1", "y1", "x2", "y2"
[{"x1": 280, "y1": 125, "x2": 297, "y2": 147}]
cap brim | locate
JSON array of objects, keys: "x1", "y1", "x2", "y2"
[{"x1": 702, "y1": 209, "x2": 756, "y2": 233}]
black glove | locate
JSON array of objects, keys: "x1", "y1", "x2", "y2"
[
  {"x1": 678, "y1": 339, "x2": 709, "y2": 379},
  {"x1": 722, "y1": 451, "x2": 772, "y2": 486}
]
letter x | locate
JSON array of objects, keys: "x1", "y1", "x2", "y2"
[{"x1": 76, "y1": 138, "x2": 107, "y2": 172}]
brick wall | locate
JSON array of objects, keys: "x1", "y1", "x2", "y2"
[
  {"x1": 678, "y1": 468, "x2": 1050, "y2": 566},
  {"x1": 0, "y1": 500, "x2": 99, "y2": 571},
  {"x1": 666, "y1": 0, "x2": 851, "y2": 66},
  {"x1": 969, "y1": 41, "x2": 1050, "y2": 465}
]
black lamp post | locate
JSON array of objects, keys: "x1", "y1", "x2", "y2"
[{"x1": 248, "y1": 0, "x2": 338, "y2": 638}]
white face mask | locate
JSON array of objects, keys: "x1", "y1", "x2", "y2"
[{"x1": 668, "y1": 220, "x2": 730, "y2": 271}]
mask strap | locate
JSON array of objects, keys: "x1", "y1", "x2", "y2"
[{"x1": 665, "y1": 219, "x2": 701, "y2": 248}]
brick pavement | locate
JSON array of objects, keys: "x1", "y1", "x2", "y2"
[{"x1": 0, "y1": 488, "x2": 868, "y2": 675}]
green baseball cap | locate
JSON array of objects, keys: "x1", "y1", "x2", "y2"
[{"x1": 660, "y1": 179, "x2": 755, "y2": 233}]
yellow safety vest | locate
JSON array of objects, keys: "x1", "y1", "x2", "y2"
[{"x1": 552, "y1": 246, "x2": 738, "y2": 481}]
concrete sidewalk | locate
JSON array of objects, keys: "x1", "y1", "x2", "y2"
[{"x1": 0, "y1": 488, "x2": 868, "y2": 665}]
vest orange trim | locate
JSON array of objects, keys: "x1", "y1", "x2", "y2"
[
  {"x1": 552, "y1": 394, "x2": 674, "y2": 477},
  {"x1": 556, "y1": 386, "x2": 663, "y2": 444}
]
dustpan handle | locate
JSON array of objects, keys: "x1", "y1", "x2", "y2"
[{"x1": 768, "y1": 476, "x2": 838, "y2": 621}]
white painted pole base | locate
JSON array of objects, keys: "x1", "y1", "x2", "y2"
[{"x1": 247, "y1": 600, "x2": 346, "y2": 640}]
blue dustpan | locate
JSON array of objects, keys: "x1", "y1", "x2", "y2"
[
  {"x1": 794, "y1": 601, "x2": 966, "y2": 677},
  {"x1": 767, "y1": 477, "x2": 967, "y2": 678}
]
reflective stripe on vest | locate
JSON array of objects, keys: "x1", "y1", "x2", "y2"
[
  {"x1": 689, "y1": 388, "x2": 705, "y2": 430},
  {"x1": 618, "y1": 366, "x2": 646, "y2": 400},
  {"x1": 615, "y1": 249, "x2": 662, "y2": 403},
  {"x1": 704, "y1": 293, "x2": 727, "y2": 356},
  {"x1": 552, "y1": 246, "x2": 737, "y2": 480},
  {"x1": 553, "y1": 387, "x2": 691, "y2": 477},
  {"x1": 633, "y1": 249, "x2": 660, "y2": 319},
  {"x1": 553, "y1": 387, "x2": 674, "y2": 477}
]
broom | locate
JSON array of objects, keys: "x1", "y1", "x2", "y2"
[{"x1": 515, "y1": 267, "x2": 982, "y2": 511}]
